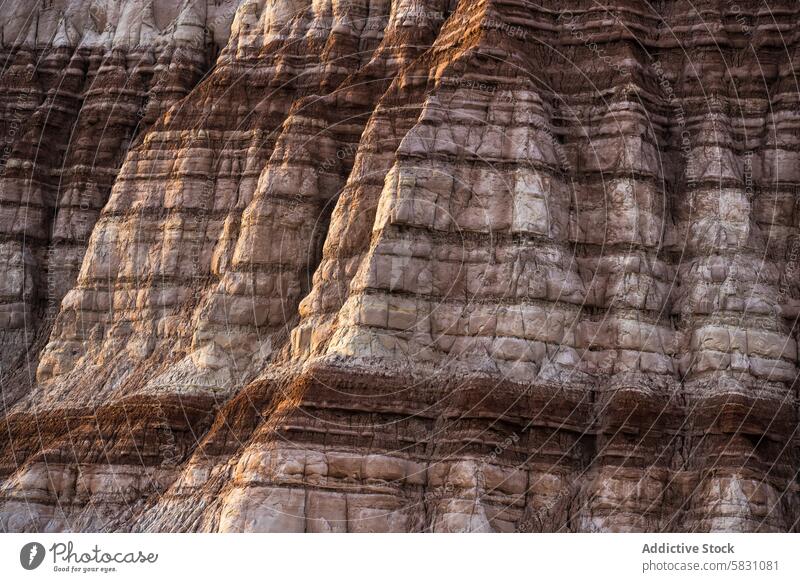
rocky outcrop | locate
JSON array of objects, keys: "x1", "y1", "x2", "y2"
[
  {"x1": 0, "y1": 0, "x2": 241, "y2": 400},
  {"x1": 1, "y1": 0, "x2": 799, "y2": 532}
]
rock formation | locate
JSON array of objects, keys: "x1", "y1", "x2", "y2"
[{"x1": 0, "y1": 0, "x2": 798, "y2": 532}]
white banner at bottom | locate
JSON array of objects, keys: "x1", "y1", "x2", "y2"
[{"x1": 1, "y1": 533, "x2": 798, "y2": 581}]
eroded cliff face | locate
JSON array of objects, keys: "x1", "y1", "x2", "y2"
[
  {"x1": 0, "y1": 0, "x2": 798, "y2": 533},
  {"x1": 0, "y1": 0, "x2": 241, "y2": 400}
]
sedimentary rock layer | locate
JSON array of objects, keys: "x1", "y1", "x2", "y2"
[
  {"x1": 0, "y1": 0, "x2": 799, "y2": 532},
  {"x1": 0, "y1": 0, "x2": 241, "y2": 398}
]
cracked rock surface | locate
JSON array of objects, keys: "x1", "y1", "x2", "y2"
[{"x1": 1, "y1": 0, "x2": 799, "y2": 532}]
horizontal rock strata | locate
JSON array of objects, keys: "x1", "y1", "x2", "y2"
[{"x1": 1, "y1": 0, "x2": 799, "y2": 532}]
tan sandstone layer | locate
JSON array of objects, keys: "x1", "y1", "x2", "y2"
[{"x1": 0, "y1": 0, "x2": 799, "y2": 532}]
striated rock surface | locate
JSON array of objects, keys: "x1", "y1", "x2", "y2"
[
  {"x1": 0, "y1": 0, "x2": 242, "y2": 400},
  {"x1": 1, "y1": 0, "x2": 799, "y2": 532}
]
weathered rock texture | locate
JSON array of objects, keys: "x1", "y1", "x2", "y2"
[{"x1": 1, "y1": 0, "x2": 799, "y2": 532}]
